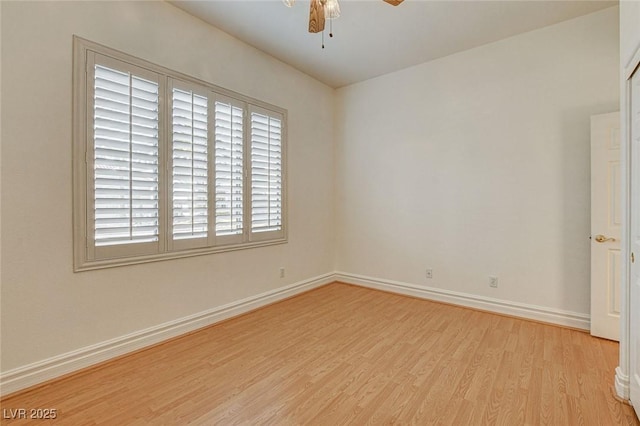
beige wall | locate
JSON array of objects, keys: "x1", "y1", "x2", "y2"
[
  {"x1": 334, "y1": 8, "x2": 619, "y2": 315},
  {"x1": 621, "y1": 1, "x2": 640, "y2": 68},
  {"x1": 0, "y1": 1, "x2": 335, "y2": 371},
  {"x1": 0, "y1": 1, "x2": 623, "y2": 387}
]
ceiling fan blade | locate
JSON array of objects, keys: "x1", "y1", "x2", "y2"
[
  {"x1": 308, "y1": 0, "x2": 326, "y2": 33},
  {"x1": 383, "y1": 0, "x2": 404, "y2": 5}
]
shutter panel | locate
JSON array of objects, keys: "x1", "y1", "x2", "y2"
[
  {"x1": 250, "y1": 109, "x2": 283, "y2": 236},
  {"x1": 214, "y1": 98, "x2": 244, "y2": 238},
  {"x1": 171, "y1": 87, "x2": 208, "y2": 242},
  {"x1": 93, "y1": 64, "x2": 160, "y2": 247}
]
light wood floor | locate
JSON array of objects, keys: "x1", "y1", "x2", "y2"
[{"x1": 2, "y1": 282, "x2": 638, "y2": 425}]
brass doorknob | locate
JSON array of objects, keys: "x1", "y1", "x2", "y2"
[{"x1": 594, "y1": 234, "x2": 615, "y2": 243}]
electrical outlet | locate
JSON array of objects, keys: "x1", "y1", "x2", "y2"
[
  {"x1": 489, "y1": 276, "x2": 498, "y2": 288},
  {"x1": 279, "y1": 267, "x2": 285, "y2": 278},
  {"x1": 426, "y1": 269, "x2": 433, "y2": 279}
]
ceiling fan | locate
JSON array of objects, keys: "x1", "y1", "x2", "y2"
[{"x1": 283, "y1": 0, "x2": 404, "y2": 35}]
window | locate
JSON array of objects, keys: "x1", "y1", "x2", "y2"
[{"x1": 73, "y1": 38, "x2": 287, "y2": 271}]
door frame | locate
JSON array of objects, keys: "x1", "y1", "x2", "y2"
[{"x1": 616, "y1": 45, "x2": 640, "y2": 401}]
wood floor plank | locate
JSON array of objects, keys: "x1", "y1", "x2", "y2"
[{"x1": 1, "y1": 282, "x2": 637, "y2": 425}]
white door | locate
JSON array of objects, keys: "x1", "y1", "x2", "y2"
[
  {"x1": 591, "y1": 112, "x2": 621, "y2": 340},
  {"x1": 630, "y1": 66, "x2": 640, "y2": 417}
]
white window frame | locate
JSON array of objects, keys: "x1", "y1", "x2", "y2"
[{"x1": 73, "y1": 37, "x2": 287, "y2": 271}]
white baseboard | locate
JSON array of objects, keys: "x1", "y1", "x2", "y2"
[
  {"x1": 0, "y1": 273, "x2": 334, "y2": 397},
  {"x1": 0, "y1": 270, "x2": 593, "y2": 397},
  {"x1": 615, "y1": 366, "x2": 630, "y2": 400},
  {"x1": 334, "y1": 271, "x2": 590, "y2": 330}
]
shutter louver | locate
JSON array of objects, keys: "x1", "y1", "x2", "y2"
[
  {"x1": 215, "y1": 100, "x2": 244, "y2": 236},
  {"x1": 251, "y1": 111, "x2": 282, "y2": 233},
  {"x1": 171, "y1": 88, "x2": 208, "y2": 240},
  {"x1": 93, "y1": 65, "x2": 159, "y2": 247}
]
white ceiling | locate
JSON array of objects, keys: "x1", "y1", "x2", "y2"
[{"x1": 170, "y1": 0, "x2": 617, "y2": 88}]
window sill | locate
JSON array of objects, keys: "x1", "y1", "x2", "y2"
[{"x1": 74, "y1": 238, "x2": 287, "y2": 272}]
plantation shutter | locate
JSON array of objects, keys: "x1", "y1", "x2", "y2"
[
  {"x1": 250, "y1": 106, "x2": 284, "y2": 241},
  {"x1": 214, "y1": 96, "x2": 245, "y2": 244},
  {"x1": 170, "y1": 82, "x2": 210, "y2": 249},
  {"x1": 75, "y1": 41, "x2": 288, "y2": 270},
  {"x1": 90, "y1": 56, "x2": 162, "y2": 258}
]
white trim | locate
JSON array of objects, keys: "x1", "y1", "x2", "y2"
[
  {"x1": 617, "y1": 43, "x2": 640, "y2": 402},
  {"x1": 334, "y1": 272, "x2": 590, "y2": 330},
  {"x1": 0, "y1": 271, "x2": 597, "y2": 397},
  {"x1": 0, "y1": 273, "x2": 334, "y2": 397},
  {"x1": 616, "y1": 366, "x2": 631, "y2": 400},
  {"x1": 618, "y1": 72, "x2": 632, "y2": 400},
  {"x1": 625, "y1": 43, "x2": 640, "y2": 81}
]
